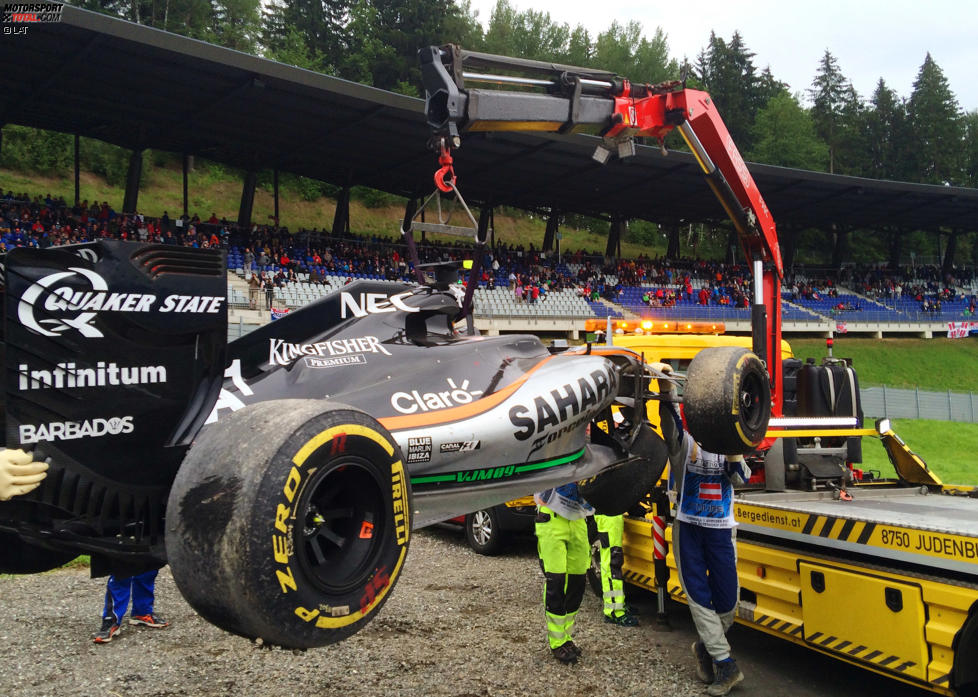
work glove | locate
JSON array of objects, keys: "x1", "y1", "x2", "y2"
[
  {"x1": 648, "y1": 361, "x2": 674, "y2": 394},
  {"x1": 725, "y1": 453, "x2": 752, "y2": 486},
  {"x1": 0, "y1": 448, "x2": 48, "y2": 501}
]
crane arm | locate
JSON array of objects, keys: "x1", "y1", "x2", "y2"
[{"x1": 419, "y1": 44, "x2": 785, "y2": 415}]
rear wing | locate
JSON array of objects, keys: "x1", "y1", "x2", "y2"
[{"x1": 2, "y1": 241, "x2": 227, "y2": 492}]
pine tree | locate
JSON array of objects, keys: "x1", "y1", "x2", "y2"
[
  {"x1": 963, "y1": 110, "x2": 978, "y2": 187},
  {"x1": 69, "y1": 0, "x2": 211, "y2": 38},
  {"x1": 907, "y1": 53, "x2": 964, "y2": 184},
  {"x1": 564, "y1": 25, "x2": 592, "y2": 67},
  {"x1": 366, "y1": 0, "x2": 477, "y2": 91},
  {"x1": 749, "y1": 91, "x2": 827, "y2": 170},
  {"x1": 861, "y1": 79, "x2": 910, "y2": 181},
  {"x1": 755, "y1": 66, "x2": 788, "y2": 107},
  {"x1": 209, "y1": 0, "x2": 261, "y2": 53},
  {"x1": 264, "y1": 24, "x2": 328, "y2": 71},
  {"x1": 837, "y1": 83, "x2": 865, "y2": 175},
  {"x1": 267, "y1": 0, "x2": 351, "y2": 77},
  {"x1": 695, "y1": 31, "x2": 759, "y2": 150},
  {"x1": 632, "y1": 26, "x2": 678, "y2": 84},
  {"x1": 808, "y1": 49, "x2": 859, "y2": 174},
  {"x1": 481, "y1": 0, "x2": 572, "y2": 62},
  {"x1": 590, "y1": 21, "x2": 676, "y2": 83}
]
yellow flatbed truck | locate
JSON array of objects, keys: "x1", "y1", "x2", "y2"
[{"x1": 609, "y1": 331, "x2": 978, "y2": 696}]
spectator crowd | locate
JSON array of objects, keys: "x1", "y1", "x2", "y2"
[{"x1": 2, "y1": 189, "x2": 975, "y2": 318}]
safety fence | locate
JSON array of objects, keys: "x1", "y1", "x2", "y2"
[{"x1": 861, "y1": 386, "x2": 978, "y2": 424}]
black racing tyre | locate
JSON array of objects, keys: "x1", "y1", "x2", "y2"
[
  {"x1": 165, "y1": 399, "x2": 411, "y2": 649},
  {"x1": 684, "y1": 347, "x2": 770, "y2": 456},
  {"x1": 0, "y1": 531, "x2": 78, "y2": 574},
  {"x1": 464, "y1": 508, "x2": 505, "y2": 556},
  {"x1": 579, "y1": 425, "x2": 668, "y2": 516}
]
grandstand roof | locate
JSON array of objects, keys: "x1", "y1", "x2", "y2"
[{"x1": 3, "y1": 6, "x2": 978, "y2": 234}]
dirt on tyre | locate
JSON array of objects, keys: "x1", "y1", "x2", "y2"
[
  {"x1": 684, "y1": 347, "x2": 770, "y2": 455},
  {"x1": 165, "y1": 399, "x2": 411, "y2": 649}
]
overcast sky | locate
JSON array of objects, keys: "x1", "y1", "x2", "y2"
[{"x1": 467, "y1": 0, "x2": 978, "y2": 112}]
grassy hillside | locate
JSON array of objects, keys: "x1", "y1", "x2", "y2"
[
  {"x1": 788, "y1": 337, "x2": 978, "y2": 392},
  {"x1": 0, "y1": 164, "x2": 657, "y2": 258}
]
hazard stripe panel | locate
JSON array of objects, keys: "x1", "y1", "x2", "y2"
[
  {"x1": 804, "y1": 631, "x2": 918, "y2": 673},
  {"x1": 623, "y1": 570, "x2": 654, "y2": 587}
]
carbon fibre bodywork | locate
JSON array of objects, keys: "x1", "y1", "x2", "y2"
[
  {"x1": 210, "y1": 280, "x2": 644, "y2": 528},
  {"x1": 0, "y1": 241, "x2": 651, "y2": 565}
]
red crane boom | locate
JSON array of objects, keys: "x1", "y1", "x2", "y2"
[{"x1": 419, "y1": 45, "x2": 784, "y2": 415}]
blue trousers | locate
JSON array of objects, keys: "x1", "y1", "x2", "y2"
[
  {"x1": 674, "y1": 521, "x2": 739, "y2": 661},
  {"x1": 102, "y1": 569, "x2": 159, "y2": 623}
]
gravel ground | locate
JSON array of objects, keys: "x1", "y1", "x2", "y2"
[
  {"x1": 0, "y1": 528, "x2": 698, "y2": 697},
  {"x1": 0, "y1": 526, "x2": 930, "y2": 697}
]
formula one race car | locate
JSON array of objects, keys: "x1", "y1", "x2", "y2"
[{"x1": 0, "y1": 241, "x2": 770, "y2": 648}]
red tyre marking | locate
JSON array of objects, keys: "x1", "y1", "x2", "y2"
[{"x1": 330, "y1": 432, "x2": 347, "y2": 455}]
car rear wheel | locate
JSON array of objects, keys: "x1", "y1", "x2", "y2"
[
  {"x1": 464, "y1": 508, "x2": 505, "y2": 555},
  {"x1": 166, "y1": 399, "x2": 411, "y2": 648}
]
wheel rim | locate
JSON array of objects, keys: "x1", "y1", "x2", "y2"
[
  {"x1": 294, "y1": 456, "x2": 387, "y2": 594},
  {"x1": 470, "y1": 510, "x2": 493, "y2": 546},
  {"x1": 739, "y1": 369, "x2": 768, "y2": 431}
]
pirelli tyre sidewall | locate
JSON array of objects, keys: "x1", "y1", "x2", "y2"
[
  {"x1": 684, "y1": 347, "x2": 770, "y2": 456},
  {"x1": 166, "y1": 400, "x2": 411, "y2": 649}
]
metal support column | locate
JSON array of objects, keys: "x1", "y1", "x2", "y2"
[
  {"x1": 273, "y1": 168, "x2": 280, "y2": 229},
  {"x1": 122, "y1": 149, "x2": 143, "y2": 213},
  {"x1": 332, "y1": 187, "x2": 350, "y2": 236},
  {"x1": 831, "y1": 227, "x2": 848, "y2": 269},
  {"x1": 73, "y1": 134, "x2": 80, "y2": 206},
  {"x1": 782, "y1": 224, "x2": 798, "y2": 274},
  {"x1": 237, "y1": 170, "x2": 257, "y2": 231},
  {"x1": 490, "y1": 208, "x2": 496, "y2": 250},
  {"x1": 943, "y1": 229, "x2": 959, "y2": 278},
  {"x1": 542, "y1": 208, "x2": 558, "y2": 252},
  {"x1": 666, "y1": 223, "x2": 681, "y2": 259},
  {"x1": 605, "y1": 216, "x2": 622, "y2": 260},
  {"x1": 182, "y1": 154, "x2": 189, "y2": 218},
  {"x1": 888, "y1": 227, "x2": 902, "y2": 269}
]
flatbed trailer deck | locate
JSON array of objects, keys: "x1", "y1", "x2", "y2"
[
  {"x1": 735, "y1": 488, "x2": 978, "y2": 578},
  {"x1": 622, "y1": 486, "x2": 978, "y2": 695}
]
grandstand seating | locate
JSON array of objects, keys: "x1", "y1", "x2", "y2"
[{"x1": 5, "y1": 190, "x2": 976, "y2": 329}]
